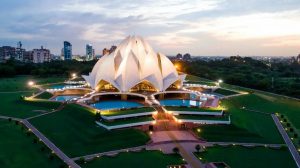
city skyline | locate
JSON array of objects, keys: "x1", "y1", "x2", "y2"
[{"x1": 0, "y1": 0, "x2": 300, "y2": 56}]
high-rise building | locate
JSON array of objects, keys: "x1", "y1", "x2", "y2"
[
  {"x1": 86, "y1": 44, "x2": 94, "y2": 60},
  {"x1": 176, "y1": 53, "x2": 183, "y2": 60},
  {"x1": 0, "y1": 46, "x2": 16, "y2": 62},
  {"x1": 63, "y1": 41, "x2": 72, "y2": 60},
  {"x1": 32, "y1": 46, "x2": 50, "y2": 63},
  {"x1": 23, "y1": 51, "x2": 33, "y2": 62},
  {"x1": 15, "y1": 41, "x2": 25, "y2": 61}
]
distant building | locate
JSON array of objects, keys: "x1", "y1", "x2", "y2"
[
  {"x1": 0, "y1": 46, "x2": 16, "y2": 62},
  {"x1": 15, "y1": 41, "x2": 25, "y2": 61},
  {"x1": 63, "y1": 41, "x2": 72, "y2": 60},
  {"x1": 297, "y1": 54, "x2": 300, "y2": 64},
  {"x1": 176, "y1": 53, "x2": 183, "y2": 60},
  {"x1": 23, "y1": 51, "x2": 33, "y2": 62},
  {"x1": 86, "y1": 44, "x2": 94, "y2": 60},
  {"x1": 32, "y1": 46, "x2": 50, "y2": 63}
]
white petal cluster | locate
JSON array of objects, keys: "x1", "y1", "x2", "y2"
[{"x1": 83, "y1": 36, "x2": 185, "y2": 92}]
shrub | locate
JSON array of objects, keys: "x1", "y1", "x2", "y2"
[
  {"x1": 8, "y1": 118, "x2": 12, "y2": 122},
  {"x1": 173, "y1": 147, "x2": 179, "y2": 154},
  {"x1": 78, "y1": 157, "x2": 85, "y2": 164},
  {"x1": 290, "y1": 128, "x2": 294, "y2": 132}
]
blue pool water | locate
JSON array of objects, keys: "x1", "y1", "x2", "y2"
[
  {"x1": 49, "y1": 84, "x2": 79, "y2": 89},
  {"x1": 91, "y1": 101, "x2": 143, "y2": 110},
  {"x1": 53, "y1": 95, "x2": 80, "y2": 101},
  {"x1": 159, "y1": 99, "x2": 201, "y2": 107}
]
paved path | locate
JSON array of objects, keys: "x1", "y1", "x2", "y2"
[
  {"x1": 0, "y1": 115, "x2": 21, "y2": 121},
  {"x1": 272, "y1": 114, "x2": 300, "y2": 168},
  {"x1": 21, "y1": 120, "x2": 80, "y2": 168},
  {"x1": 72, "y1": 145, "x2": 146, "y2": 161}
]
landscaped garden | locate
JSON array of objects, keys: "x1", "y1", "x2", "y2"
[
  {"x1": 195, "y1": 146, "x2": 297, "y2": 168},
  {"x1": 0, "y1": 92, "x2": 61, "y2": 118},
  {"x1": 0, "y1": 119, "x2": 64, "y2": 168},
  {"x1": 100, "y1": 116, "x2": 154, "y2": 126},
  {"x1": 78, "y1": 150, "x2": 185, "y2": 168},
  {"x1": 34, "y1": 91, "x2": 54, "y2": 99},
  {"x1": 29, "y1": 104, "x2": 150, "y2": 157}
]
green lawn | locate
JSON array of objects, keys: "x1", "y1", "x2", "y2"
[
  {"x1": 175, "y1": 114, "x2": 229, "y2": 121},
  {"x1": 79, "y1": 150, "x2": 185, "y2": 168},
  {"x1": 101, "y1": 107, "x2": 155, "y2": 117},
  {"x1": 195, "y1": 95, "x2": 283, "y2": 143},
  {"x1": 0, "y1": 76, "x2": 66, "y2": 92},
  {"x1": 195, "y1": 146, "x2": 297, "y2": 168},
  {"x1": 213, "y1": 88, "x2": 239, "y2": 96},
  {"x1": 165, "y1": 106, "x2": 222, "y2": 113},
  {"x1": 34, "y1": 92, "x2": 53, "y2": 99},
  {"x1": 29, "y1": 104, "x2": 150, "y2": 157},
  {"x1": 0, "y1": 92, "x2": 61, "y2": 118},
  {"x1": 0, "y1": 119, "x2": 64, "y2": 168},
  {"x1": 226, "y1": 93, "x2": 300, "y2": 130}
]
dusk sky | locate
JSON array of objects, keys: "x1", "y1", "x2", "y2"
[{"x1": 1, "y1": 0, "x2": 300, "y2": 56}]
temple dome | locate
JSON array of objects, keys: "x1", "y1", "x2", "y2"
[{"x1": 82, "y1": 36, "x2": 186, "y2": 92}]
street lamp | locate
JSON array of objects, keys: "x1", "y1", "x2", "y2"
[
  {"x1": 72, "y1": 73, "x2": 77, "y2": 78},
  {"x1": 28, "y1": 81, "x2": 35, "y2": 87},
  {"x1": 218, "y1": 79, "x2": 223, "y2": 83}
]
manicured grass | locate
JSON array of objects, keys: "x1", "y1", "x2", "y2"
[
  {"x1": 195, "y1": 146, "x2": 297, "y2": 168},
  {"x1": 79, "y1": 150, "x2": 185, "y2": 168},
  {"x1": 0, "y1": 76, "x2": 66, "y2": 92},
  {"x1": 100, "y1": 116, "x2": 154, "y2": 126},
  {"x1": 0, "y1": 119, "x2": 64, "y2": 168},
  {"x1": 0, "y1": 93, "x2": 61, "y2": 118},
  {"x1": 29, "y1": 104, "x2": 150, "y2": 157},
  {"x1": 213, "y1": 88, "x2": 239, "y2": 96},
  {"x1": 101, "y1": 107, "x2": 155, "y2": 117},
  {"x1": 34, "y1": 92, "x2": 53, "y2": 99},
  {"x1": 175, "y1": 114, "x2": 229, "y2": 121},
  {"x1": 195, "y1": 95, "x2": 283, "y2": 143},
  {"x1": 165, "y1": 106, "x2": 222, "y2": 113},
  {"x1": 226, "y1": 93, "x2": 300, "y2": 130}
]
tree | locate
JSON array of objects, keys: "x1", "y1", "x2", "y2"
[
  {"x1": 78, "y1": 157, "x2": 85, "y2": 164},
  {"x1": 173, "y1": 147, "x2": 179, "y2": 154},
  {"x1": 95, "y1": 112, "x2": 101, "y2": 121},
  {"x1": 294, "y1": 134, "x2": 298, "y2": 138},
  {"x1": 195, "y1": 144, "x2": 201, "y2": 153}
]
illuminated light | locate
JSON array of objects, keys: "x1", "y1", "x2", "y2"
[
  {"x1": 233, "y1": 144, "x2": 236, "y2": 146},
  {"x1": 72, "y1": 73, "x2": 77, "y2": 78},
  {"x1": 152, "y1": 121, "x2": 156, "y2": 125},
  {"x1": 96, "y1": 155, "x2": 100, "y2": 158},
  {"x1": 197, "y1": 128, "x2": 201, "y2": 133},
  {"x1": 218, "y1": 79, "x2": 223, "y2": 83},
  {"x1": 149, "y1": 131, "x2": 153, "y2": 135},
  {"x1": 28, "y1": 81, "x2": 35, "y2": 87},
  {"x1": 199, "y1": 157, "x2": 202, "y2": 160},
  {"x1": 298, "y1": 149, "x2": 300, "y2": 152},
  {"x1": 28, "y1": 129, "x2": 31, "y2": 131}
]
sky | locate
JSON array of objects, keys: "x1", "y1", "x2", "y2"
[{"x1": 0, "y1": 0, "x2": 300, "y2": 56}]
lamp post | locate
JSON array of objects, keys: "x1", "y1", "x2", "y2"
[{"x1": 216, "y1": 79, "x2": 223, "y2": 86}]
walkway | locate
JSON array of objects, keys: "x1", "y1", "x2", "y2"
[
  {"x1": 21, "y1": 120, "x2": 80, "y2": 168},
  {"x1": 72, "y1": 145, "x2": 146, "y2": 161},
  {"x1": 272, "y1": 114, "x2": 300, "y2": 168}
]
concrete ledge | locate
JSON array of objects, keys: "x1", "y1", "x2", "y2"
[
  {"x1": 96, "y1": 120, "x2": 153, "y2": 130},
  {"x1": 179, "y1": 119, "x2": 231, "y2": 124},
  {"x1": 102, "y1": 111, "x2": 156, "y2": 120},
  {"x1": 170, "y1": 110, "x2": 223, "y2": 116}
]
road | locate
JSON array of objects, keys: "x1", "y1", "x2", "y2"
[
  {"x1": 21, "y1": 120, "x2": 80, "y2": 168},
  {"x1": 272, "y1": 114, "x2": 300, "y2": 168}
]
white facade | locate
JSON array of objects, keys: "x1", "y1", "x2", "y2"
[
  {"x1": 83, "y1": 36, "x2": 186, "y2": 92},
  {"x1": 32, "y1": 47, "x2": 50, "y2": 63}
]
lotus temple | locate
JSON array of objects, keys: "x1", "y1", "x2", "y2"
[{"x1": 39, "y1": 36, "x2": 231, "y2": 130}]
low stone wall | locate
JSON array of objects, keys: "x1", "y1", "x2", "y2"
[
  {"x1": 170, "y1": 110, "x2": 223, "y2": 116},
  {"x1": 102, "y1": 111, "x2": 156, "y2": 120},
  {"x1": 95, "y1": 121, "x2": 153, "y2": 130}
]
